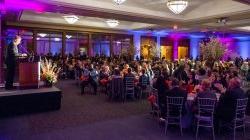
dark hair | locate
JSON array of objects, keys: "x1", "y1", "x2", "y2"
[
  {"x1": 199, "y1": 68, "x2": 206, "y2": 75},
  {"x1": 128, "y1": 68, "x2": 132, "y2": 73},
  {"x1": 114, "y1": 68, "x2": 120, "y2": 76},
  {"x1": 141, "y1": 69, "x2": 146, "y2": 74},
  {"x1": 172, "y1": 78, "x2": 179, "y2": 86}
]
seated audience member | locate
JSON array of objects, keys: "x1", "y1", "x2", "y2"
[
  {"x1": 112, "y1": 68, "x2": 122, "y2": 78},
  {"x1": 124, "y1": 68, "x2": 135, "y2": 81},
  {"x1": 166, "y1": 78, "x2": 187, "y2": 115},
  {"x1": 99, "y1": 66, "x2": 110, "y2": 86},
  {"x1": 81, "y1": 65, "x2": 90, "y2": 95},
  {"x1": 154, "y1": 70, "x2": 168, "y2": 118},
  {"x1": 192, "y1": 79, "x2": 217, "y2": 113},
  {"x1": 89, "y1": 64, "x2": 99, "y2": 95},
  {"x1": 138, "y1": 69, "x2": 150, "y2": 89},
  {"x1": 217, "y1": 78, "x2": 247, "y2": 122},
  {"x1": 196, "y1": 79, "x2": 217, "y2": 100}
]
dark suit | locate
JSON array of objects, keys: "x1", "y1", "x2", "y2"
[
  {"x1": 217, "y1": 87, "x2": 247, "y2": 122},
  {"x1": 5, "y1": 42, "x2": 20, "y2": 89},
  {"x1": 166, "y1": 86, "x2": 188, "y2": 115}
]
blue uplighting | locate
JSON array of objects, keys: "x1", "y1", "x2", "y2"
[{"x1": 235, "y1": 36, "x2": 250, "y2": 59}]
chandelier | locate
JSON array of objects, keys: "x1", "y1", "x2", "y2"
[
  {"x1": 66, "y1": 35, "x2": 72, "y2": 39},
  {"x1": 167, "y1": 0, "x2": 188, "y2": 14},
  {"x1": 106, "y1": 19, "x2": 119, "y2": 28},
  {"x1": 113, "y1": 0, "x2": 126, "y2": 5},
  {"x1": 63, "y1": 15, "x2": 79, "y2": 24},
  {"x1": 38, "y1": 33, "x2": 47, "y2": 37}
]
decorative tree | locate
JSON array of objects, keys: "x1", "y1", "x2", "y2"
[
  {"x1": 200, "y1": 37, "x2": 228, "y2": 68},
  {"x1": 148, "y1": 46, "x2": 160, "y2": 60}
]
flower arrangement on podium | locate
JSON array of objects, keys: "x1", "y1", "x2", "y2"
[{"x1": 41, "y1": 58, "x2": 61, "y2": 87}]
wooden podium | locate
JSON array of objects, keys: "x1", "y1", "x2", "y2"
[{"x1": 19, "y1": 57, "x2": 40, "y2": 89}]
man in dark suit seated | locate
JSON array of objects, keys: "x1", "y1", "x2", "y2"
[
  {"x1": 5, "y1": 35, "x2": 26, "y2": 90},
  {"x1": 217, "y1": 78, "x2": 247, "y2": 122},
  {"x1": 166, "y1": 78, "x2": 188, "y2": 116},
  {"x1": 124, "y1": 68, "x2": 135, "y2": 80},
  {"x1": 138, "y1": 69, "x2": 150, "y2": 89}
]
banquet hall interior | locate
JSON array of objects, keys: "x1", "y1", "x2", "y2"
[{"x1": 0, "y1": 0, "x2": 250, "y2": 140}]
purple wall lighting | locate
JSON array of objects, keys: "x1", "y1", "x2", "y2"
[
  {"x1": 219, "y1": 37, "x2": 238, "y2": 59},
  {"x1": 170, "y1": 34, "x2": 184, "y2": 60},
  {"x1": 1, "y1": 0, "x2": 45, "y2": 12}
]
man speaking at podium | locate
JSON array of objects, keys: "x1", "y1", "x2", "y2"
[{"x1": 5, "y1": 35, "x2": 27, "y2": 90}]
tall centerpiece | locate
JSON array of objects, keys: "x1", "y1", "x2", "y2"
[
  {"x1": 200, "y1": 37, "x2": 228, "y2": 68},
  {"x1": 40, "y1": 58, "x2": 61, "y2": 87}
]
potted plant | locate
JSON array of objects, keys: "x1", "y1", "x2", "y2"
[{"x1": 40, "y1": 58, "x2": 61, "y2": 87}]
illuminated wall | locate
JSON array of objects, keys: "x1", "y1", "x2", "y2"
[
  {"x1": 236, "y1": 37, "x2": 250, "y2": 59},
  {"x1": 190, "y1": 36, "x2": 202, "y2": 59},
  {"x1": 133, "y1": 33, "x2": 141, "y2": 59}
]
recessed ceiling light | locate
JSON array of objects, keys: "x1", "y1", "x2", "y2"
[
  {"x1": 106, "y1": 19, "x2": 119, "y2": 28},
  {"x1": 63, "y1": 15, "x2": 79, "y2": 24}
]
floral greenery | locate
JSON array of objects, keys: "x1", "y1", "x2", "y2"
[
  {"x1": 41, "y1": 58, "x2": 61, "y2": 84},
  {"x1": 200, "y1": 37, "x2": 228, "y2": 61},
  {"x1": 149, "y1": 46, "x2": 160, "y2": 59},
  {"x1": 121, "y1": 43, "x2": 139, "y2": 60}
]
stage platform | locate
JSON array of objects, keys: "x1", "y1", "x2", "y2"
[{"x1": 0, "y1": 87, "x2": 62, "y2": 118}]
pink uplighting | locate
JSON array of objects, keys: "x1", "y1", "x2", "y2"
[{"x1": 1, "y1": 0, "x2": 45, "y2": 12}]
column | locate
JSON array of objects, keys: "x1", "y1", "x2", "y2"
[
  {"x1": 88, "y1": 33, "x2": 93, "y2": 57},
  {"x1": 32, "y1": 30, "x2": 37, "y2": 54},
  {"x1": 110, "y1": 35, "x2": 113, "y2": 57},
  {"x1": 0, "y1": 14, "x2": 2, "y2": 83},
  {"x1": 173, "y1": 38, "x2": 178, "y2": 60},
  {"x1": 133, "y1": 33, "x2": 141, "y2": 60},
  {"x1": 190, "y1": 36, "x2": 202, "y2": 59},
  {"x1": 236, "y1": 37, "x2": 250, "y2": 59},
  {"x1": 62, "y1": 32, "x2": 66, "y2": 57},
  {"x1": 156, "y1": 35, "x2": 161, "y2": 58}
]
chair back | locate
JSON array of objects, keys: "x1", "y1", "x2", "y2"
[
  {"x1": 111, "y1": 77, "x2": 123, "y2": 97},
  {"x1": 140, "y1": 75, "x2": 149, "y2": 86},
  {"x1": 74, "y1": 68, "x2": 81, "y2": 80},
  {"x1": 166, "y1": 97, "x2": 184, "y2": 117},
  {"x1": 197, "y1": 98, "x2": 216, "y2": 117},
  {"x1": 235, "y1": 98, "x2": 248, "y2": 120},
  {"x1": 124, "y1": 77, "x2": 135, "y2": 88}
]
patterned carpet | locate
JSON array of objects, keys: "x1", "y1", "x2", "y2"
[{"x1": 0, "y1": 80, "x2": 149, "y2": 136}]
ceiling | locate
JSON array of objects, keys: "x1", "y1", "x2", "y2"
[{"x1": 3, "y1": 0, "x2": 250, "y2": 34}]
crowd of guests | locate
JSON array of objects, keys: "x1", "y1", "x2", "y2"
[{"x1": 43, "y1": 53, "x2": 250, "y2": 126}]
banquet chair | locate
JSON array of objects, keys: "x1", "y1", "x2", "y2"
[
  {"x1": 124, "y1": 77, "x2": 135, "y2": 102},
  {"x1": 219, "y1": 98, "x2": 248, "y2": 140},
  {"x1": 165, "y1": 97, "x2": 184, "y2": 136},
  {"x1": 74, "y1": 68, "x2": 81, "y2": 86},
  {"x1": 139, "y1": 78, "x2": 150, "y2": 99},
  {"x1": 195, "y1": 98, "x2": 216, "y2": 140},
  {"x1": 110, "y1": 77, "x2": 123, "y2": 101}
]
